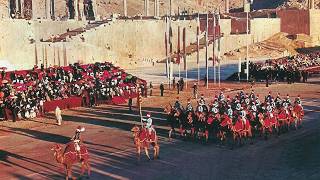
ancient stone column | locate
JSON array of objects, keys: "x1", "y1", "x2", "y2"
[
  {"x1": 225, "y1": 0, "x2": 229, "y2": 13},
  {"x1": 309, "y1": 0, "x2": 315, "y2": 9},
  {"x1": 144, "y1": 0, "x2": 149, "y2": 16},
  {"x1": 74, "y1": 0, "x2": 79, "y2": 20},
  {"x1": 154, "y1": 0, "x2": 157, "y2": 17},
  {"x1": 45, "y1": 0, "x2": 51, "y2": 19},
  {"x1": 93, "y1": 0, "x2": 99, "y2": 20},
  {"x1": 123, "y1": 0, "x2": 127, "y2": 17}
]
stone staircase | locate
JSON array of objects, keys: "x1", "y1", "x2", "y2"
[{"x1": 41, "y1": 19, "x2": 112, "y2": 43}]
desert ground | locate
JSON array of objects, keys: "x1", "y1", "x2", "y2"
[{"x1": 1, "y1": 77, "x2": 320, "y2": 180}]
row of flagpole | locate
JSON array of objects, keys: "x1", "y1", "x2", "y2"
[{"x1": 164, "y1": 11, "x2": 222, "y2": 90}]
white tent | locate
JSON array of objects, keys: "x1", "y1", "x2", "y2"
[{"x1": 0, "y1": 60, "x2": 15, "y2": 71}]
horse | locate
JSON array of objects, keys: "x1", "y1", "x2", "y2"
[
  {"x1": 164, "y1": 104, "x2": 179, "y2": 140},
  {"x1": 51, "y1": 143, "x2": 90, "y2": 180},
  {"x1": 131, "y1": 125, "x2": 160, "y2": 161},
  {"x1": 292, "y1": 104, "x2": 304, "y2": 129}
]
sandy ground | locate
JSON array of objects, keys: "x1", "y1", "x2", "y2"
[{"x1": 1, "y1": 79, "x2": 320, "y2": 180}]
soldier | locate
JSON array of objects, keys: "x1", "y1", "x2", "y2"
[
  {"x1": 192, "y1": 83, "x2": 198, "y2": 99},
  {"x1": 55, "y1": 106, "x2": 62, "y2": 126},
  {"x1": 149, "y1": 82, "x2": 153, "y2": 96},
  {"x1": 160, "y1": 82, "x2": 164, "y2": 97},
  {"x1": 199, "y1": 94, "x2": 206, "y2": 106},
  {"x1": 185, "y1": 99, "x2": 193, "y2": 112},
  {"x1": 174, "y1": 97, "x2": 182, "y2": 110}
]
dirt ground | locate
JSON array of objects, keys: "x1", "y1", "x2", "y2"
[{"x1": 1, "y1": 79, "x2": 320, "y2": 180}]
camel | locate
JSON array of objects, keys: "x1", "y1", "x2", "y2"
[
  {"x1": 51, "y1": 143, "x2": 90, "y2": 180},
  {"x1": 131, "y1": 125, "x2": 160, "y2": 161}
]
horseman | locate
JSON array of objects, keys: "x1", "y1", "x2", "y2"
[
  {"x1": 218, "y1": 91, "x2": 225, "y2": 102},
  {"x1": 227, "y1": 104, "x2": 233, "y2": 119},
  {"x1": 199, "y1": 94, "x2": 206, "y2": 106},
  {"x1": 185, "y1": 99, "x2": 193, "y2": 112},
  {"x1": 285, "y1": 94, "x2": 291, "y2": 105},
  {"x1": 71, "y1": 126, "x2": 85, "y2": 158},
  {"x1": 275, "y1": 93, "x2": 282, "y2": 108},
  {"x1": 174, "y1": 97, "x2": 183, "y2": 110}
]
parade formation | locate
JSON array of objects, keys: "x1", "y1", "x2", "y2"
[{"x1": 164, "y1": 91, "x2": 304, "y2": 146}]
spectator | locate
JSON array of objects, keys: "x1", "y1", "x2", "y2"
[
  {"x1": 149, "y1": 82, "x2": 153, "y2": 96},
  {"x1": 193, "y1": 83, "x2": 198, "y2": 99},
  {"x1": 128, "y1": 96, "x2": 133, "y2": 112},
  {"x1": 160, "y1": 82, "x2": 164, "y2": 97}
]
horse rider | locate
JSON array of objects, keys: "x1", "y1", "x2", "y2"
[
  {"x1": 199, "y1": 94, "x2": 206, "y2": 106},
  {"x1": 227, "y1": 104, "x2": 233, "y2": 119},
  {"x1": 186, "y1": 99, "x2": 193, "y2": 112},
  {"x1": 71, "y1": 126, "x2": 85, "y2": 158},
  {"x1": 174, "y1": 97, "x2": 183, "y2": 110},
  {"x1": 218, "y1": 91, "x2": 225, "y2": 102},
  {"x1": 143, "y1": 113, "x2": 155, "y2": 137}
]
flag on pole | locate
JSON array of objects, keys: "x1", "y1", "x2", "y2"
[{"x1": 183, "y1": 27, "x2": 186, "y2": 70}]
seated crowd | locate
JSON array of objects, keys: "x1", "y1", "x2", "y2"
[
  {"x1": 248, "y1": 51, "x2": 320, "y2": 82},
  {"x1": 0, "y1": 62, "x2": 146, "y2": 121}
]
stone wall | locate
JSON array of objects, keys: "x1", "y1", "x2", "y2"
[
  {"x1": 309, "y1": 9, "x2": 320, "y2": 45},
  {"x1": 0, "y1": 17, "x2": 280, "y2": 70}
]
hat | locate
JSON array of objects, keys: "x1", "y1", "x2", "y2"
[{"x1": 146, "y1": 113, "x2": 151, "y2": 118}]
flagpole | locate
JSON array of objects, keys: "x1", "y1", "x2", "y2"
[
  {"x1": 183, "y1": 27, "x2": 187, "y2": 89},
  {"x1": 178, "y1": 25, "x2": 181, "y2": 79},
  {"x1": 246, "y1": 11, "x2": 249, "y2": 82},
  {"x1": 165, "y1": 16, "x2": 169, "y2": 87},
  {"x1": 213, "y1": 12, "x2": 216, "y2": 85},
  {"x1": 206, "y1": 11, "x2": 209, "y2": 89},
  {"x1": 197, "y1": 13, "x2": 200, "y2": 84}
]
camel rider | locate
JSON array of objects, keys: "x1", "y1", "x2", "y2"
[
  {"x1": 71, "y1": 126, "x2": 85, "y2": 157},
  {"x1": 142, "y1": 113, "x2": 154, "y2": 136},
  {"x1": 186, "y1": 99, "x2": 193, "y2": 112}
]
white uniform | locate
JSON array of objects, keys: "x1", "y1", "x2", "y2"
[{"x1": 55, "y1": 106, "x2": 62, "y2": 126}]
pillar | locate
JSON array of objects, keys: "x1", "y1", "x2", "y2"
[
  {"x1": 74, "y1": 0, "x2": 79, "y2": 20},
  {"x1": 225, "y1": 0, "x2": 229, "y2": 13},
  {"x1": 123, "y1": 0, "x2": 127, "y2": 17},
  {"x1": 309, "y1": 0, "x2": 315, "y2": 9},
  {"x1": 156, "y1": 0, "x2": 160, "y2": 16},
  {"x1": 93, "y1": 0, "x2": 98, "y2": 20},
  {"x1": 45, "y1": 0, "x2": 50, "y2": 19},
  {"x1": 153, "y1": 0, "x2": 157, "y2": 17},
  {"x1": 51, "y1": 0, "x2": 55, "y2": 19},
  {"x1": 144, "y1": 0, "x2": 149, "y2": 16}
]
